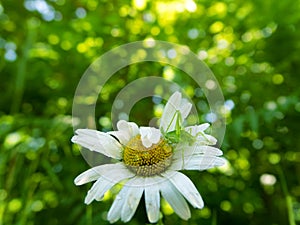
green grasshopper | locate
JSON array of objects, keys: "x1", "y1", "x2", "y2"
[
  {"x1": 162, "y1": 110, "x2": 214, "y2": 168},
  {"x1": 162, "y1": 110, "x2": 195, "y2": 168},
  {"x1": 163, "y1": 110, "x2": 196, "y2": 146}
]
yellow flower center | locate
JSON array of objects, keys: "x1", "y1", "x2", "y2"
[{"x1": 123, "y1": 135, "x2": 173, "y2": 176}]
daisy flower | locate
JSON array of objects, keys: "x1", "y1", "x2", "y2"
[{"x1": 72, "y1": 91, "x2": 225, "y2": 223}]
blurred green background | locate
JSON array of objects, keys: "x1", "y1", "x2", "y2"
[{"x1": 1, "y1": 0, "x2": 300, "y2": 224}]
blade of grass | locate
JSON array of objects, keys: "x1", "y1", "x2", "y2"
[
  {"x1": 277, "y1": 165, "x2": 296, "y2": 225},
  {"x1": 212, "y1": 208, "x2": 217, "y2": 225},
  {"x1": 10, "y1": 19, "x2": 37, "y2": 114}
]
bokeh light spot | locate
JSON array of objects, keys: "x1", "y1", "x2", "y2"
[
  {"x1": 198, "y1": 50, "x2": 208, "y2": 60},
  {"x1": 272, "y1": 74, "x2": 284, "y2": 85},
  {"x1": 132, "y1": 0, "x2": 147, "y2": 10},
  {"x1": 163, "y1": 66, "x2": 175, "y2": 81},
  {"x1": 185, "y1": 0, "x2": 197, "y2": 12},
  {"x1": 4, "y1": 49, "x2": 17, "y2": 61},
  {"x1": 220, "y1": 200, "x2": 232, "y2": 211},
  {"x1": 151, "y1": 26, "x2": 160, "y2": 36},
  {"x1": 243, "y1": 202, "x2": 254, "y2": 214},
  {"x1": 260, "y1": 174, "x2": 277, "y2": 186},
  {"x1": 188, "y1": 28, "x2": 199, "y2": 39},
  {"x1": 205, "y1": 80, "x2": 216, "y2": 90},
  {"x1": 99, "y1": 117, "x2": 111, "y2": 129},
  {"x1": 31, "y1": 200, "x2": 44, "y2": 212},
  {"x1": 4, "y1": 132, "x2": 23, "y2": 148},
  {"x1": 252, "y1": 139, "x2": 264, "y2": 149},
  {"x1": 264, "y1": 101, "x2": 277, "y2": 111},
  {"x1": 205, "y1": 112, "x2": 217, "y2": 123},
  {"x1": 209, "y1": 21, "x2": 224, "y2": 33},
  {"x1": 48, "y1": 34, "x2": 60, "y2": 45},
  {"x1": 268, "y1": 153, "x2": 281, "y2": 164},
  {"x1": 208, "y1": 2, "x2": 227, "y2": 17},
  {"x1": 75, "y1": 7, "x2": 87, "y2": 18},
  {"x1": 198, "y1": 207, "x2": 211, "y2": 218},
  {"x1": 295, "y1": 102, "x2": 300, "y2": 112},
  {"x1": 8, "y1": 199, "x2": 22, "y2": 213},
  {"x1": 60, "y1": 40, "x2": 72, "y2": 50}
]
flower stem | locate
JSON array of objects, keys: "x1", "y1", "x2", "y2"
[
  {"x1": 277, "y1": 165, "x2": 295, "y2": 225},
  {"x1": 86, "y1": 204, "x2": 92, "y2": 225},
  {"x1": 212, "y1": 208, "x2": 217, "y2": 225}
]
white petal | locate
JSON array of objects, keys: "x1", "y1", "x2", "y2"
[
  {"x1": 121, "y1": 184, "x2": 144, "y2": 222},
  {"x1": 84, "y1": 164, "x2": 135, "y2": 204},
  {"x1": 150, "y1": 128, "x2": 161, "y2": 143},
  {"x1": 195, "y1": 146, "x2": 223, "y2": 156},
  {"x1": 74, "y1": 163, "x2": 128, "y2": 185},
  {"x1": 163, "y1": 171, "x2": 204, "y2": 209},
  {"x1": 160, "y1": 92, "x2": 193, "y2": 133},
  {"x1": 160, "y1": 179, "x2": 191, "y2": 220},
  {"x1": 107, "y1": 188, "x2": 126, "y2": 223},
  {"x1": 160, "y1": 92, "x2": 182, "y2": 133},
  {"x1": 144, "y1": 179, "x2": 160, "y2": 223},
  {"x1": 140, "y1": 127, "x2": 161, "y2": 148},
  {"x1": 172, "y1": 155, "x2": 226, "y2": 171},
  {"x1": 179, "y1": 99, "x2": 192, "y2": 121},
  {"x1": 108, "y1": 120, "x2": 139, "y2": 145},
  {"x1": 84, "y1": 177, "x2": 112, "y2": 204},
  {"x1": 172, "y1": 145, "x2": 223, "y2": 161},
  {"x1": 141, "y1": 137, "x2": 152, "y2": 148},
  {"x1": 74, "y1": 164, "x2": 119, "y2": 185},
  {"x1": 107, "y1": 177, "x2": 144, "y2": 223},
  {"x1": 186, "y1": 156, "x2": 226, "y2": 170},
  {"x1": 143, "y1": 175, "x2": 166, "y2": 187},
  {"x1": 74, "y1": 167, "x2": 101, "y2": 186},
  {"x1": 100, "y1": 163, "x2": 135, "y2": 181},
  {"x1": 184, "y1": 124, "x2": 217, "y2": 145},
  {"x1": 72, "y1": 129, "x2": 122, "y2": 159},
  {"x1": 184, "y1": 123, "x2": 210, "y2": 135},
  {"x1": 108, "y1": 130, "x2": 129, "y2": 145},
  {"x1": 118, "y1": 120, "x2": 139, "y2": 136},
  {"x1": 196, "y1": 134, "x2": 217, "y2": 145}
]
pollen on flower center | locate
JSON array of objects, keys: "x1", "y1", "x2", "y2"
[{"x1": 123, "y1": 135, "x2": 173, "y2": 176}]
